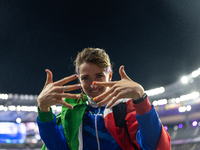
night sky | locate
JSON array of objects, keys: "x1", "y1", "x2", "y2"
[{"x1": 1, "y1": 0, "x2": 200, "y2": 95}]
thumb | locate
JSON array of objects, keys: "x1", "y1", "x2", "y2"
[
  {"x1": 119, "y1": 65, "x2": 129, "y2": 80},
  {"x1": 43, "y1": 69, "x2": 53, "y2": 88}
]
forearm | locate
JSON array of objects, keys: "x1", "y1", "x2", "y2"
[
  {"x1": 37, "y1": 108, "x2": 69, "y2": 150},
  {"x1": 134, "y1": 98, "x2": 161, "y2": 150}
]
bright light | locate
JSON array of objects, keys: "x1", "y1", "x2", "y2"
[
  {"x1": 178, "y1": 105, "x2": 192, "y2": 113},
  {"x1": 175, "y1": 98, "x2": 180, "y2": 103},
  {"x1": 20, "y1": 94, "x2": 24, "y2": 100},
  {"x1": 192, "y1": 70, "x2": 200, "y2": 78},
  {"x1": 181, "y1": 76, "x2": 189, "y2": 84},
  {"x1": 0, "y1": 105, "x2": 62, "y2": 113},
  {"x1": 35, "y1": 134, "x2": 41, "y2": 140},
  {"x1": 29, "y1": 95, "x2": 34, "y2": 100},
  {"x1": 174, "y1": 126, "x2": 178, "y2": 130},
  {"x1": 8, "y1": 93, "x2": 13, "y2": 99},
  {"x1": 180, "y1": 92, "x2": 199, "y2": 101},
  {"x1": 15, "y1": 106, "x2": 37, "y2": 112},
  {"x1": 0, "y1": 105, "x2": 4, "y2": 111},
  {"x1": 13, "y1": 94, "x2": 19, "y2": 99},
  {"x1": 170, "y1": 92, "x2": 199, "y2": 104},
  {"x1": 192, "y1": 121, "x2": 198, "y2": 127},
  {"x1": 145, "y1": 87, "x2": 165, "y2": 96},
  {"x1": 0, "y1": 94, "x2": 8, "y2": 100},
  {"x1": 178, "y1": 124, "x2": 183, "y2": 128},
  {"x1": 8, "y1": 105, "x2": 16, "y2": 111},
  {"x1": 24, "y1": 95, "x2": 29, "y2": 100},
  {"x1": 178, "y1": 106, "x2": 186, "y2": 113},
  {"x1": 4, "y1": 107, "x2": 8, "y2": 111},
  {"x1": 16, "y1": 118, "x2": 21, "y2": 123},
  {"x1": 186, "y1": 105, "x2": 191, "y2": 111},
  {"x1": 152, "y1": 99, "x2": 167, "y2": 106}
]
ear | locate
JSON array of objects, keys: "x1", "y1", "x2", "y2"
[{"x1": 108, "y1": 71, "x2": 113, "y2": 81}]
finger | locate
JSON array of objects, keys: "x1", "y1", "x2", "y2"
[
  {"x1": 54, "y1": 74, "x2": 78, "y2": 86},
  {"x1": 54, "y1": 99, "x2": 74, "y2": 109},
  {"x1": 93, "y1": 87, "x2": 115, "y2": 102},
  {"x1": 43, "y1": 69, "x2": 53, "y2": 90},
  {"x1": 106, "y1": 96, "x2": 120, "y2": 108},
  {"x1": 104, "y1": 91, "x2": 124, "y2": 108},
  {"x1": 54, "y1": 84, "x2": 81, "y2": 92},
  {"x1": 63, "y1": 84, "x2": 81, "y2": 92},
  {"x1": 97, "y1": 86, "x2": 123, "y2": 106},
  {"x1": 51, "y1": 93, "x2": 80, "y2": 99},
  {"x1": 60, "y1": 101, "x2": 74, "y2": 109},
  {"x1": 119, "y1": 65, "x2": 130, "y2": 80},
  {"x1": 93, "y1": 81, "x2": 117, "y2": 87},
  {"x1": 97, "y1": 93, "x2": 113, "y2": 106}
]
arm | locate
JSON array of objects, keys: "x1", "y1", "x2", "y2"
[
  {"x1": 93, "y1": 65, "x2": 170, "y2": 149},
  {"x1": 134, "y1": 97, "x2": 171, "y2": 150},
  {"x1": 37, "y1": 69, "x2": 81, "y2": 149},
  {"x1": 134, "y1": 97, "x2": 162, "y2": 150},
  {"x1": 37, "y1": 107, "x2": 69, "y2": 150}
]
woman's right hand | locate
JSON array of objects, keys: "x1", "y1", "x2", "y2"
[{"x1": 37, "y1": 69, "x2": 81, "y2": 112}]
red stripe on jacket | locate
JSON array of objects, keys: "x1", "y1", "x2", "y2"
[{"x1": 104, "y1": 98, "x2": 171, "y2": 150}]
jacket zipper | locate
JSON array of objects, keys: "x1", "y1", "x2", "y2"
[{"x1": 95, "y1": 107, "x2": 101, "y2": 150}]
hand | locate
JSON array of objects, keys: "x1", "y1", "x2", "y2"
[
  {"x1": 93, "y1": 66, "x2": 144, "y2": 108},
  {"x1": 37, "y1": 69, "x2": 81, "y2": 112}
]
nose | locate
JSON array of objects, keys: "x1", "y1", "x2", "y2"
[{"x1": 90, "y1": 81, "x2": 97, "y2": 89}]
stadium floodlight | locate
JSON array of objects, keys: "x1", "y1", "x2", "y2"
[
  {"x1": 0, "y1": 93, "x2": 8, "y2": 100},
  {"x1": 192, "y1": 121, "x2": 198, "y2": 127},
  {"x1": 152, "y1": 99, "x2": 167, "y2": 106},
  {"x1": 178, "y1": 106, "x2": 186, "y2": 113},
  {"x1": 192, "y1": 70, "x2": 200, "y2": 78},
  {"x1": 180, "y1": 92, "x2": 199, "y2": 101},
  {"x1": 186, "y1": 105, "x2": 191, "y2": 111},
  {"x1": 174, "y1": 126, "x2": 178, "y2": 130},
  {"x1": 29, "y1": 95, "x2": 34, "y2": 100},
  {"x1": 145, "y1": 87, "x2": 165, "y2": 96},
  {"x1": 8, "y1": 105, "x2": 16, "y2": 111},
  {"x1": 16, "y1": 118, "x2": 21, "y2": 123},
  {"x1": 24, "y1": 94, "x2": 29, "y2": 100},
  {"x1": 178, "y1": 105, "x2": 192, "y2": 113},
  {"x1": 19, "y1": 94, "x2": 24, "y2": 100},
  {"x1": 181, "y1": 76, "x2": 189, "y2": 84}
]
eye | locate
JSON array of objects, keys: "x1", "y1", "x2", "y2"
[
  {"x1": 81, "y1": 76, "x2": 88, "y2": 81},
  {"x1": 97, "y1": 74, "x2": 104, "y2": 78}
]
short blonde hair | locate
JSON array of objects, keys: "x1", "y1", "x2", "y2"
[{"x1": 74, "y1": 47, "x2": 112, "y2": 74}]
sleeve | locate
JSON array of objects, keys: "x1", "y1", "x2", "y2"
[
  {"x1": 135, "y1": 105, "x2": 162, "y2": 150},
  {"x1": 134, "y1": 98, "x2": 163, "y2": 150},
  {"x1": 37, "y1": 107, "x2": 70, "y2": 150}
]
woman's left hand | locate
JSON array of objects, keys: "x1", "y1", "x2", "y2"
[{"x1": 93, "y1": 65, "x2": 144, "y2": 108}]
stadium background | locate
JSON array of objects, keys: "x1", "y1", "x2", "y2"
[{"x1": 1, "y1": 0, "x2": 200, "y2": 149}]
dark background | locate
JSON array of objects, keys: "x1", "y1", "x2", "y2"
[{"x1": 1, "y1": 0, "x2": 200, "y2": 95}]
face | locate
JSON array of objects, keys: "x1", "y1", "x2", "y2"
[{"x1": 78, "y1": 62, "x2": 112, "y2": 99}]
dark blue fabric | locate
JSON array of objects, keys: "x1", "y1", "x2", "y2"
[
  {"x1": 136, "y1": 105, "x2": 162, "y2": 150},
  {"x1": 82, "y1": 105, "x2": 122, "y2": 150},
  {"x1": 37, "y1": 115, "x2": 69, "y2": 150}
]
